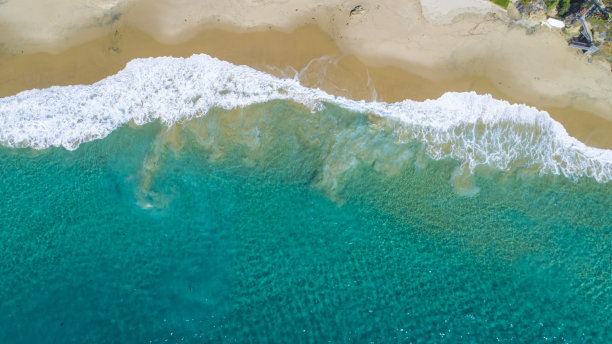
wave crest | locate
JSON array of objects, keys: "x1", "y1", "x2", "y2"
[{"x1": 0, "y1": 54, "x2": 610, "y2": 182}]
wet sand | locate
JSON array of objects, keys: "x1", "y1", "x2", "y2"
[{"x1": 1, "y1": 24, "x2": 611, "y2": 149}]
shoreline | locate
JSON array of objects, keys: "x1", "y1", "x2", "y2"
[{"x1": 1, "y1": 0, "x2": 611, "y2": 149}]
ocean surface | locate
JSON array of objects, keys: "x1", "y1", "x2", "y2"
[{"x1": 0, "y1": 55, "x2": 610, "y2": 343}]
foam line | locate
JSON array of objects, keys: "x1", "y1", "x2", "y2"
[{"x1": 0, "y1": 54, "x2": 610, "y2": 182}]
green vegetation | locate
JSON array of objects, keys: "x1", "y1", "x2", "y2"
[
  {"x1": 558, "y1": 0, "x2": 572, "y2": 15},
  {"x1": 545, "y1": 0, "x2": 559, "y2": 13},
  {"x1": 511, "y1": 0, "x2": 596, "y2": 17},
  {"x1": 541, "y1": 0, "x2": 580, "y2": 16},
  {"x1": 490, "y1": 0, "x2": 510, "y2": 8}
]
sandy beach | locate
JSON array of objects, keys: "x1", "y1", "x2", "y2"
[{"x1": 1, "y1": 0, "x2": 611, "y2": 148}]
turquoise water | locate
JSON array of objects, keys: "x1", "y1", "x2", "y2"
[{"x1": 1, "y1": 100, "x2": 610, "y2": 343}]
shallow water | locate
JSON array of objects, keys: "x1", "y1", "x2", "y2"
[{"x1": 1, "y1": 100, "x2": 610, "y2": 343}]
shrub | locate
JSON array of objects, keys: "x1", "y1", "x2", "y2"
[
  {"x1": 490, "y1": 0, "x2": 510, "y2": 7},
  {"x1": 545, "y1": 0, "x2": 559, "y2": 13},
  {"x1": 558, "y1": 0, "x2": 571, "y2": 15}
]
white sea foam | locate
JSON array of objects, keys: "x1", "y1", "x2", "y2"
[{"x1": 0, "y1": 54, "x2": 611, "y2": 182}]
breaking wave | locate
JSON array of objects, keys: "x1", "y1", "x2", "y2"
[{"x1": 0, "y1": 54, "x2": 610, "y2": 182}]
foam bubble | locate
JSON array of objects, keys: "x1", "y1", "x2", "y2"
[{"x1": 0, "y1": 54, "x2": 610, "y2": 182}]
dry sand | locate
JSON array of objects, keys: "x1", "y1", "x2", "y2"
[{"x1": 1, "y1": 0, "x2": 611, "y2": 148}]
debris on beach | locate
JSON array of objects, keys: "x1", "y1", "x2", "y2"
[{"x1": 349, "y1": 5, "x2": 366, "y2": 17}]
